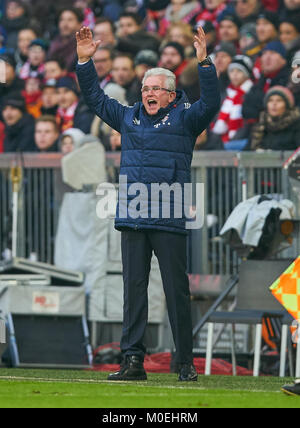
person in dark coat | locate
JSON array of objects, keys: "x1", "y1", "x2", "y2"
[
  {"x1": 242, "y1": 40, "x2": 290, "y2": 123},
  {"x1": 1, "y1": 92, "x2": 36, "y2": 152},
  {"x1": 251, "y1": 86, "x2": 300, "y2": 151},
  {"x1": 0, "y1": 52, "x2": 24, "y2": 117},
  {"x1": 76, "y1": 26, "x2": 220, "y2": 382}
]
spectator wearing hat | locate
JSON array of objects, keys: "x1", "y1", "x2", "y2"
[
  {"x1": 251, "y1": 86, "x2": 300, "y2": 151},
  {"x1": 0, "y1": 0, "x2": 29, "y2": 49},
  {"x1": 41, "y1": 79, "x2": 59, "y2": 116},
  {"x1": 239, "y1": 23, "x2": 258, "y2": 54},
  {"x1": 211, "y1": 55, "x2": 254, "y2": 147},
  {"x1": 134, "y1": 49, "x2": 159, "y2": 83},
  {"x1": 159, "y1": 41, "x2": 189, "y2": 84},
  {"x1": 116, "y1": 12, "x2": 161, "y2": 56},
  {"x1": 242, "y1": 40, "x2": 290, "y2": 122},
  {"x1": 56, "y1": 75, "x2": 94, "y2": 133},
  {"x1": 1, "y1": 91, "x2": 36, "y2": 152},
  {"x1": 218, "y1": 14, "x2": 242, "y2": 48},
  {"x1": 19, "y1": 39, "x2": 48, "y2": 80},
  {"x1": 213, "y1": 42, "x2": 237, "y2": 102},
  {"x1": 0, "y1": 52, "x2": 24, "y2": 116},
  {"x1": 47, "y1": 7, "x2": 84, "y2": 72},
  {"x1": 111, "y1": 53, "x2": 142, "y2": 105}
]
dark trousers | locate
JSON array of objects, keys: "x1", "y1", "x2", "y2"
[{"x1": 120, "y1": 229, "x2": 193, "y2": 365}]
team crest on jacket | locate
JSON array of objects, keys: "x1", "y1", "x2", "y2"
[{"x1": 154, "y1": 114, "x2": 171, "y2": 128}]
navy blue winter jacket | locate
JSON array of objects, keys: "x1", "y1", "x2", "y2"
[{"x1": 76, "y1": 60, "x2": 220, "y2": 234}]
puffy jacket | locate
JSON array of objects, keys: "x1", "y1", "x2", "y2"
[{"x1": 76, "y1": 59, "x2": 220, "y2": 234}]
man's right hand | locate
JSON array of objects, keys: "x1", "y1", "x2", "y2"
[{"x1": 76, "y1": 26, "x2": 101, "y2": 63}]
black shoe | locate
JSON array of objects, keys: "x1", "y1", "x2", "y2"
[
  {"x1": 281, "y1": 379, "x2": 300, "y2": 396},
  {"x1": 178, "y1": 364, "x2": 198, "y2": 381},
  {"x1": 107, "y1": 355, "x2": 147, "y2": 381}
]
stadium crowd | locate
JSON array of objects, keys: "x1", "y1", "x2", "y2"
[{"x1": 0, "y1": 0, "x2": 300, "y2": 153}]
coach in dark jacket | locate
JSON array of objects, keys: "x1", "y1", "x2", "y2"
[{"x1": 76, "y1": 26, "x2": 220, "y2": 382}]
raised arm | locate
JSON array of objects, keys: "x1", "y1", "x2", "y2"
[
  {"x1": 184, "y1": 27, "x2": 221, "y2": 136},
  {"x1": 76, "y1": 27, "x2": 127, "y2": 132}
]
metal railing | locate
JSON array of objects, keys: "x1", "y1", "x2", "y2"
[{"x1": 0, "y1": 151, "x2": 298, "y2": 273}]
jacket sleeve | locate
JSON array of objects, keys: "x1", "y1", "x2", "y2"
[
  {"x1": 184, "y1": 64, "x2": 221, "y2": 136},
  {"x1": 76, "y1": 59, "x2": 127, "y2": 133}
]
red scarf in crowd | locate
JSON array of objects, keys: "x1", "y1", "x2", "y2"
[{"x1": 56, "y1": 101, "x2": 78, "y2": 132}]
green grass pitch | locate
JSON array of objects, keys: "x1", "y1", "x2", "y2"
[{"x1": 0, "y1": 368, "x2": 300, "y2": 408}]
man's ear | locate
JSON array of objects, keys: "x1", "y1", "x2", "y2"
[{"x1": 170, "y1": 91, "x2": 176, "y2": 102}]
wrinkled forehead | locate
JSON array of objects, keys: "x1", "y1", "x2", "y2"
[{"x1": 143, "y1": 74, "x2": 166, "y2": 88}]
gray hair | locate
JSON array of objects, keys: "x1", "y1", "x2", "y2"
[{"x1": 142, "y1": 67, "x2": 176, "y2": 91}]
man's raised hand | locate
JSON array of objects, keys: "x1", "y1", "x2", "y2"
[
  {"x1": 76, "y1": 26, "x2": 101, "y2": 63},
  {"x1": 194, "y1": 26, "x2": 207, "y2": 63}
]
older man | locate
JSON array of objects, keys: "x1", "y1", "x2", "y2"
[{"x1": 76, "y1": 26, "x2": 220, "y2": 382}]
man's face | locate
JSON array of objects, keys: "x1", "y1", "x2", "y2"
[
  {"x1": 214, "y1": 51, "x2": 232, "y2": 74},
  {"x1": 93, "y1": 22, "x2": 116, "y2": 47},
  {"x1": 204, "y1": 0, "x2": 224, "y2": 10},
  {"x1": 57, "y1": 87, "x2": 78, "y2": 109},
  {"x1": 256, "y1": 19, "x2": 277, "y2": 43},
  {"x1": 42, "y1": 87, "x2": 59, "y2": 108},
  {"x1": 261, "y1": 50, "x2": 286, "y2": 74},
  {"x1": 280, "y1": 23, "x2": 299, "y2": 45},
  {"x1": 3, "y1": 62, "x2": 15, "y2": 85},
  {"x1": 6, "y1": 1, "x2": 24, "y2": 19},
  {"x1": 235, "y1": 0, "x2": 258, "y2": 19},
  {"x1": 2, "y1": 105, "x2": 22, "y2": 126},
  {"x1": 112, "y1": 57, "x2": 135, "y2": 87},
  {"x1": 142, "y1": 75, "x2": 176, "y2": 116},
  {"x1": 35, "y1": 121, "x2": 59, "y2": 151},
  {"x1": 59, "y1": 11, "x2": 82, "y2": 37},
  {"x1": 160, "y1": 47, "x2": 182, "y2": 72},
  {"x1": 219, "y1": 20, "x2": 239, "y2": 42},
  {"x1": 118, "y1": 17, "x2": 140, "y2": 37},
  {"x1": 18, "y1": 29, "x2": 36, "y2": 56},
  {"x1": 94, "y1": 49, "x2": 112, "y2": 79}
]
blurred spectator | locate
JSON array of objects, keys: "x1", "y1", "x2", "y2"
[
  {"x1": 109, "y1": 128, "x2": 121, "y2": 151},
  {"x1": 21, "y1": 76, "x2": 42, "y2": 118},
  {"x1": 74, "y1": 0, "x2": 96, "y2": 29},
  {"x1": 159, "y1": 0, "x2": 201, "y2": 37},
  {"x1": 134, "y1": 49, "x2": 159, "y2": 82},
  {"x1": 251, "y1": 86, "x2": 300, "y2": 150},
  {"x1": 93, "y1": 46, "x2": 114, "y2": 88},
  {"x1": 242, "y1": 40, "x2": 289, "y2": 121},
  {"x1": 232, "y1": 0, "x2": 262, "y2": 25},
  {"x1": 281, "y1": 0, "x2": 300, "y2": 20},
  {"x1": 213, "y1": 42, "x2": 237, "y2": 102},
  {"x1": 202, "y1": 21, "x2": 217, "y2": 55},
  {"x1": 279, "y1": 18, "x2": 300, "y2": 62},
  {"x1": 15, "y1": 27, "x2": 39, "y2": 74},
  {"x1": 288, "y1": 50, "x2": 300, "y2": 106},
  {"x1": 111, "y1": 53, "x2": 142, "y2": 104},
  {"x1": 60, "y1": 127, "x2": 85, "y2": 155},
  {"x1": 19, "y1": 38, "x2": 48, "y2": 80},
  {"x1": 239, "y1": 23, "x2": 258, "y2": 53},
  {"x1": 164, "y1": 22, "x2": 195, "y2": 57},
  {"x1": 47, "y1": 7, "x2": 84, "y2": 72},
  {"x1": 2, "y1": 92, "x2": 36, "y2": 152},
  {"x1": 195, "y1": 0, "x2": 227, "y2": 31},
  {"x1": 56, "y1": 75, "x2": 94, "y2": 133},
  {"x1": 212, "y1": 55, "x2": 253, "y2": 146},
  {"x1": 34, "y1": 115, "x2": 60, "y2": 152},
  {"x1": 218, "y1": 14, "x2": 241, "y2": 46},
  {"x1": 178, "y1": 58, "x2": 201, "y2": 103},
  {"x1": 41, "y1": 79, "x2": 59, "y2": 116},
  {"x1": 44, "y1": 58, "x2": 67, "y2": 81},
  {"x1": 0, "y1": 52, "x2": 24, "y2": 114},
  {"x1": 256, "y1": 11, "x2": 279, "y2": 47},
  {"x1": 116, "y1": 11, "x2": 161, "y2": 55},
  {"x1": 159, "y1": 41, "x2": 189, "y2": 84},
  {"x1": 93, "y1": 17, "x2": 117, "y2": 48},
  {"x1": 0, "y1": 0, "x2": 29, "y2": 49}
]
